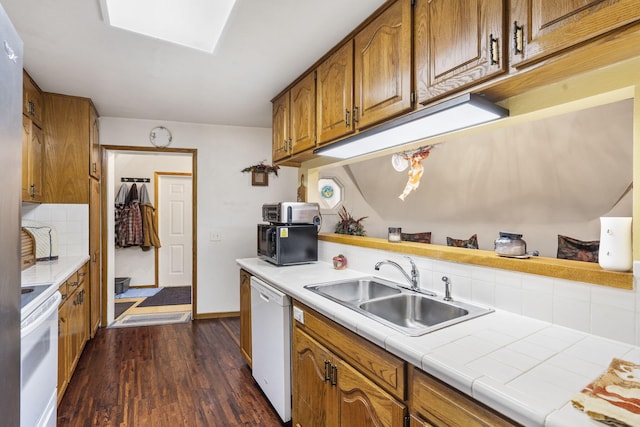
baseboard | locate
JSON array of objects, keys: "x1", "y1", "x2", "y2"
[{"x1": 195, "y1": 311, "x2": 240, "y2": 319}]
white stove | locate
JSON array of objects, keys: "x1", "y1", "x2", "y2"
[{"x1": 20, "y1": 282, "x2": 60, "y2": 427}]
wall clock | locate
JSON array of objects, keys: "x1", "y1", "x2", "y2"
[{"x1": 150, "y1": 126, "x2": 172, "y2": 148}]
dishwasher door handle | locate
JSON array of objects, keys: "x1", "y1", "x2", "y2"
[{"x1": 258, "y1": 291, "x2": 270, "y2": 302}]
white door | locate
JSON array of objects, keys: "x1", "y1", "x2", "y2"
[{"x1": 158, "y1": 174, "x2": 193, "y2": 287}]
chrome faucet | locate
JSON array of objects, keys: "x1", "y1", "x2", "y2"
[
  {"x1": 442, "y1": 276, "x2": 453, "y2": 301},
  {"x1": 375, "y1": 256, "x2": 432, "y2": 295}
]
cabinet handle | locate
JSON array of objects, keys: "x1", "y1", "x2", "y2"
[
  {"x1": 353, "y1": 106, "x2": 359, "y2": 124},
  {"x1": 287, "y1": 138, "x2": 292, "y2": 152},
  {"x1": 29, "y1": 184, "x2": 35, "y2": 198},
  {"x1": 330, "y1": 364, "x2": 337, "y2": 386},
  {"x1": 92, "y1": 253, "x2": 97, "y2": 263},
  {"x1": 513, "y1": 21, "x2": 524, "y2": 55},
  {"x1": 28, "y1": 100, "x2": 35, "y2": 116},
  {"x1": 324, "y1": 360, "x2": 331, "y2": 382},
  {"x1": 345, "y1": 109, "x2": 351, "y2": 128},
  {"x1": 489, "y1": 34, "x2": 499, "y2": 65},
  {"x1": 92, "y1": 162, "x2": 97, "y2": 173}
]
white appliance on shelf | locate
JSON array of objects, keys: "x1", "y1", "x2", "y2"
[
  {"x1": 250, "y1": 276, "x2": 292, "y2": 422},
  {"x1": 21, "y1": 283, "x2": 61, "y2": 427}
]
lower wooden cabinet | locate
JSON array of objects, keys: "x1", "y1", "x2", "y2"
[
  {"x1": 57, "y1": 263, "x2": 90, "y2": 403},
  {"x1": 411, "y1": 368, "x2": 518, "y2": 427},
  {"x1": 292, "y1": 301, "x2": 407, "y2": 427},
  {"x1": 239, "y1": 269, "x2": 252, "y2": 367}
]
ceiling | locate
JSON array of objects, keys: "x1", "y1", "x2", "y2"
[{"x1": 2, "y1": 0, "x2": 386, "y2": 128}]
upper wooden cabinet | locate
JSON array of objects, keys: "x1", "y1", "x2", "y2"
[
  {"x1": 415, "y1": 0, "x2": 506, "y2": 105},
  {"x1": 43, "y1": 93, "x2": 99, "y2": 203},
  {"x1": 510, "y1": 0, "x2": 640, "y2": 69},
  {"x1": 21, "y1": 116, "x2": 44, "y2": 202},
  {"x1": 89, "y1": 105, "x2": 101, "y2": 181},
  {"x1": 316, "y1": 0, "x2": 411, "y2": 146},
  {"x1": 316, "y1": 41, "x2": 355, "y2": 145},
  {"x1": 354, "y1": 0, "x2": 412, "y2": 130},
  {"x1": 23, "y1": 70, "x2": 44, "y2": 127},
  {"x1": 272, "y1": 72, "x2": 316, "y2": 162}
]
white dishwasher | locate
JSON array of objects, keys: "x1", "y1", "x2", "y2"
[{"x1": 250, "y1": 276, "x2": 292, "y2": 422}]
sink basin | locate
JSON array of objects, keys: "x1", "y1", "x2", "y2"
[
  {"x1": 305, "y1": 277, "x2": 401, "y2": 305},
  {"x1": 305, "y1": 277, "x2": 493, "y2": 336}
]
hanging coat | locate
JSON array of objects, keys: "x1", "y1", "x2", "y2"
[
  {"x1": 121, "y1": 183, "x2": 144, "y2": 247},
  {"x1": 115, "y1": 183, "x2": 129, "y2": 248},
  {"x1": 139, "y1": 184, "x2": 161, "y2": 251}
]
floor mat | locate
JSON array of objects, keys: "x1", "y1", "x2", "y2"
[
  {"x1": 109, "y1": 311, "x2": 191, "y2": 328},
  {"x1": 114, "y1": 301, "x2": 135, "y2": 319},
  {"x1": 137, "y1": 286, "x2": 191, "y2": 307},
  {"x1": 115, "y1": 288, "x2": 161, "y2": 299}
]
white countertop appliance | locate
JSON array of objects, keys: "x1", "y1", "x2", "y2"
[
  {"x1": 262, "y1": 202, "x2": 320, "y2": 225},
  {"x1": 250, "y1": 276, "x2": 291, "y2": 422}
]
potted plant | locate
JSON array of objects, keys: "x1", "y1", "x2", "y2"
[{"x1": 335, "y1": 206, "x2": 367, "y2": 236}]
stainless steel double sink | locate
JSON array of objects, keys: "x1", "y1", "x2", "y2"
[{"x1": 304, "y1": 277, "x2": 493, "y2": 336}]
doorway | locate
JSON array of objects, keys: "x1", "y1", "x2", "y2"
[{"x1": 102, "y1": 146, "x2": 197, "y2": 327}]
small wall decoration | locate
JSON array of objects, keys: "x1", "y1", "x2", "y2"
[
  {"x1": 241, "y1": 161, "x2": 280, "y2": 187},
  {"x1": 318, "y1": 177, "x2": 343, "y2": 209},
  {"x1": 396, "y1": 146, "x2": 433, "y2": 201}
]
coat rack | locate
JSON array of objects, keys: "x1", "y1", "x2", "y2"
[{"x1": 121, "y1": 177, "x2": 150, "y2": 183}]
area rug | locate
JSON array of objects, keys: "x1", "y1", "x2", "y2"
[
  {"x1": 137, "y1": 286, "x2": 191, "y2": 307},
  {"x1": 109, "y1": 311, "x2": 191, "y2": 328},
  {"x1": 114, "y1": 301, "x2": 135, "y2": 319},
  {"x1": 114, "y1": 287, "x2": 161, "y2": 299}
]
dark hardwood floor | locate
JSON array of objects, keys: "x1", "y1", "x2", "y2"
[{"x1": 58, "y1": 317, "x2": 284, "y2": 427}]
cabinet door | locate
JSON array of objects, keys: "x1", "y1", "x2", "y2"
[
  {"x1": 354, "y1": 0, "x2": 412, "y2": 130},
  {"x1": 272, "y1": 92, "x2": 290, "y2": 162},
  {"x1": 43, "y1": 93, "x2": 90, "y2": 203},
  {"x1": 89, "y1": 104, "x2": 101, "y2": 180},
  {"x1": 415, "y1": 0, "x2": 506, "y2": 104},
  {"x1": 57, "y1": 300, "x2": 71, "y2": 403},
  {"x1": 293, "y1": 328, "x2": 334, "y2": 427},
  {"x1": 23, "y1": 71, "x2": 44, "y2": 127},
  {"x1": 335, "y1": 357, "x2": 406, "y2": 427},
  {"x1": 21, "y1": 116, "x2": 44, "y2": 201},
  {"x1": 316, "y1": 41, "x2": 354, "y2": 145},
  {"x1": 89, "y1": 180, "x2": 101, "y2": 337},
  {"x1": 510, "y1": 0, "x2": 640, "y2": 69},
  {"x1": 239, "y1": 269, "x2": 252, "y2": 367},
  {"x1": 290, "y1": 72, "x2": 316, "y2": 155}
]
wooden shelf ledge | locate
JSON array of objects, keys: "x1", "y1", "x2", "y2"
[{"x1": 319, "y1": 233, "x2": 633, "y2": 290}]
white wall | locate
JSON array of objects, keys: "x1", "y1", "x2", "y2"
[
  {"x1": 114, "y1": 152, "x2": 192, "y2": 287},
  {"x1": 21, "y1": 204, "x2": 88, "y2": 257},
  {"x1": 100, "y1": 117, "x2": 298, "y2": 315}
]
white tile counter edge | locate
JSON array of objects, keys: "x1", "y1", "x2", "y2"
[
  {"x1": 237, "y1": 257, "x2": 638, "y2": 427},
  {"x1": 22, "y1": 255, "x2": 90, "y2": 287}
]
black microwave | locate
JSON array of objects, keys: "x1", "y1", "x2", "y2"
[{"x1": 257, "y1": 223, "x2": 318, "y2": 266}]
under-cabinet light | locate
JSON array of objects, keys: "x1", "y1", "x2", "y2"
[
  {"x1": 314, "y1": 94, "x2": 509, "y2": 159},
  {"x1": 99, "y1": 0, "x2": 237, "y2": 53}
]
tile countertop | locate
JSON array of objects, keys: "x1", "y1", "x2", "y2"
[
  {"x1": 22, "y1": 255, "x2": 90, "y2": 287},
  {"x1": 237, "y1": 257, "x2": 640, "y2": 427}
]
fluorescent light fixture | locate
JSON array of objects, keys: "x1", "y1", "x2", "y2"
[
  {"x1": 314, "y1": 94, "x2": 509, "y2": 159},
  {"x1": 99, "y1": 0, "x2": 237, "y2": 53}
]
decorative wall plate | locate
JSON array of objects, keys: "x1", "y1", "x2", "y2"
[{"x1": 318, "y1": 177, "x2": 343, "y2": 210}]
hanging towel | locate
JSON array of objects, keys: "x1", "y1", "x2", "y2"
[
  {"x1": 139, "y1": 184, "x2": 161, "y2": 251},
  {"x1": 115, "y1": 183, "x2": 129, "y2": 248}
]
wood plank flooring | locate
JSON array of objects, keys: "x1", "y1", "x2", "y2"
[{"x1": 57, "y1": 318, "x2": 285, "y2": 427}]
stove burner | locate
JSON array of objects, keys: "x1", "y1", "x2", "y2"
[{"x1": 22, "y1": 288, "x2": 34, "y2": 294}]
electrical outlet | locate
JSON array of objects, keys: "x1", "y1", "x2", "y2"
[{"x1": 210, "y1": 231, "x2": 222, "y2": 241}]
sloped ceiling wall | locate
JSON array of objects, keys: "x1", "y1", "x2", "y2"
[{"x1": 323, "y1": 99, "x2": 633, "y2": 256}]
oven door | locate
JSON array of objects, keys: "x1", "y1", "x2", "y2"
[
  {"x1": 257, "y1": 224, "x2": 276, "y2": 262},
  {"x1": 21, "y1": 291, "x2": 61, "y2": 427}
]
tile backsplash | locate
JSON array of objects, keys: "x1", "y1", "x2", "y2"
[
  {"x1": 21, "y1": 204, "x2": 89, "y2": 257},
  {"x1": 319, "y1": 241, "x2": 639, "y2": 346}
]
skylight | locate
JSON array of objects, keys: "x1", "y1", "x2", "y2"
[{"x1": 99, "y1": 0, "x2": 237, "y2": 53}]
